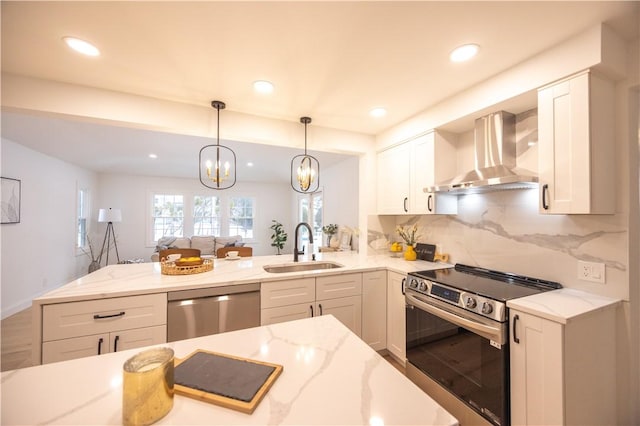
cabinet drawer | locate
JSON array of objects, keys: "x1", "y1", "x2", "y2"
[
  {"x1": 43, "y1": 333, "x2": 109, "y2": 364},
  {"x1": 42, "y1": 293, "x2": 167, "y2": 341},
  {"x1": 260, "y1": 278, "x2": 315, "y2": 309},
  {"x1": 316, "y1": 273, "x2": 362, "y2": 300},
  {"x1": 261, "y1": 303, "x2": 313, "y2": 325}
]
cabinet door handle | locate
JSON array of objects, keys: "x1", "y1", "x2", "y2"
[
  {"x1": 98, "y1": 337, "x2": 104, "y2": 355},
  {"x1": 318, "y1": 304, "x2": 323, "y2": 316},
  {"x1": 427, "y1": 194, "x2": 433, "y2": 212},
  {"x1": 310, "y1": 304, "x2": 314, "y2": 317},
  {"x1": 114, "y1": 335, "x2": 120, "y2": 352},
  {"x1": 512, "y1": 314, "x2": 520, "y2": 344},
  {"x1": 401, "y1": 278, "x2": 406, "y2": 296},
  {"x1": 542, "y1": 184, "x2": 550, "y2": 210},
  {"x1": 93, "y1": 311, "x2": 125, "y2": 320},
  {"x1": 403, "y1": 197, "x2": 408, "y2": 212}
]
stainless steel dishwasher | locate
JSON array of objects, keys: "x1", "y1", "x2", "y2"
[{"x1": 167, "y1": 283, "x2": 260, "y2": 342}]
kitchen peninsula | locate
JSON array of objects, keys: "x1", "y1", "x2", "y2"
[
  {"x1": 2, "y1": 315, "x2": 459, "y2": 425},
  {"x1": 31, "y1": 252, "x2": 451, "y2": 365}
]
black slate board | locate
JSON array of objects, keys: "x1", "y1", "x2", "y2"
[
  {"x1": 415, "y1": 243, "x2": 436, "y2": 261},
  {"x1": 173, "y1": 350, "x2": 283, "y2": 413}
]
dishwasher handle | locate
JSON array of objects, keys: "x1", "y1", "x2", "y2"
[{"x1": 168, "y1": 282, "x2": 260, "y2": 301}]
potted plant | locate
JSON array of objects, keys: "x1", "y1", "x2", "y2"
[{"x1": 270, "y1": 220, "x2": 288, "y2": 254}]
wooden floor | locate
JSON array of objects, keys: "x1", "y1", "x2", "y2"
[
  {"x1": 1, "y1": 307, "x2": 33, "y2": 371},
  {"x1": 1, "y1": 306, "x2": 407, "y2": 376}
]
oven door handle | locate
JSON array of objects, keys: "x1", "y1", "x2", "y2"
[{"x1": 406, "y1": 292, "x2": 505, "y2": 343}]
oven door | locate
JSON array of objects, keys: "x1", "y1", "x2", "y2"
[{"x1": 405, "y1": 290, "x2": 509, "y2": 426}]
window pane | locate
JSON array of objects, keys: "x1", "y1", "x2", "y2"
[
  {"x1": 153, "y1": 194, "x2": 184, "y2": 241},
  {"x1": 312, "y1": 193, "x2": 323, "y2": 243},
  {"x1": 194, "y1": 195, "x2": 220, "y2": 236},
  {"x1": 229, "y1": 197, "x2": 254, "y2": 238},
  {"x1": 77, "y1": 189, "x2": 88, "y2": 248}
]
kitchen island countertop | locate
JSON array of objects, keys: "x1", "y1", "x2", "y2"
[{"x1": 1, "y1": 315, "x2": 459, "y2": 425}]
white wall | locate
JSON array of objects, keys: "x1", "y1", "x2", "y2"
[
  {"x1": 0, "y1": 139, "x2": 98, "y2": 318},
  {"x1": 322, "y1": 155, "x2": 359, "y2": 241}
]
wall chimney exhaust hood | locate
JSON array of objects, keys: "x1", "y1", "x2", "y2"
[{"x1": 425, "y1": 111, "x2": 538, "y2": 195}]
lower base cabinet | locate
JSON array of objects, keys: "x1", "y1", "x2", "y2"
[
  {"x1": 42, "y1": 325, "x2": 166, "y2": 364},
  {"x1": 362, "y1": 270, "x2": 387, "y2": 351},
  {"x1": 261, "y1": 273, "x2": 363, "y2": 337},
  {"x1": 39, "y1": 293, "x2": 167, "y2": 364},
  {"x1": 386, "y1": 271, "x2": 406, "y2": 363},
  {"x1": 510, "y1": 305, "x2": 617, "y2": 425}
]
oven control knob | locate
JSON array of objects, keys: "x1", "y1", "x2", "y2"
[
  {"x1": 410, "y1": 278, "x2": 419, "y2": 289},
  {"x1": 419, "y1": 281, "x2": 428, "y2": 292},
  {"x1": 482, "y1": 302, "x2": 494, "y2": 315},
  {"x1": 465, "y1": 297, "x2": 477, "y2": 309}
]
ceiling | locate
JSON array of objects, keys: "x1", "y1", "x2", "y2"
[{"x1": 1, "y1": 1, "x2": 638, "y2": 180}]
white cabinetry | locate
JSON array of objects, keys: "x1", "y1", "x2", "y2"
[
  {"x1": 377, "y1": 131, "x2": 457, "y2": 215},
  {"x1": 386, "y1": 271, "x2": 406, "y2": 363},
  {"x1": 41, "y1": 293, "x2": 167, "y2": 364},
  {"x1": 377, "y1": 142, "x2": 412, "y2": 214},
  {"x1": 537, "y1": 70, "x2": 615, "y2": 214},
  {"x1": 261, "y1": 274, "x2": 362, "y2": 336},
  {"x1": 510, "y1": 305, "x2": 617, "y2": 425},
  {"x1": 361, "y1": 270, "x2": 387, "y2": 350},
  {"x1": 420, "y1": 131, "x2": 458, "y2": 215}
]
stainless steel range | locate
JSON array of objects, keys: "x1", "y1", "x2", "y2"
[{"x1": 405, "y1": 264, "x2": 561, "y2": 426}]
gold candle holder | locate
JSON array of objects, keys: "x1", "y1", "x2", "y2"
[{"x1": 122, "y1": 347, "x2": 174, "y2": 426}]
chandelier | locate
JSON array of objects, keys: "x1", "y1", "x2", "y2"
[
  {"x1": 291, "y1": 116, "x2": 320, "y2": 193},
  {"x1": 199, "y1": 100, "x2": 236, "y2": 190}
]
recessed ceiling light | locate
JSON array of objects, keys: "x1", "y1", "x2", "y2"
[
  {"x1": 450, "y1": 44, "x2": 479, "y2": 62},
  {"x1": 253, "y1": 80, "x2": 274, "y2": 94},
  {"x1": 369, "y1": 107, "x2": 387, "y2": 118},
  {"x1": 148, "y1": 153, "x2": 157, "y2": 159},
  {"x1": 247, "y1": 162, "x2": 254, "y2": 167},
  {"x1": 63, "y1": 36, "x2": 100, "y2": 57}
]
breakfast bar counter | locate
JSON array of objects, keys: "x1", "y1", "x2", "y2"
[{"x1": 1, "y1": 315, "x2": 458, "y2": 425}]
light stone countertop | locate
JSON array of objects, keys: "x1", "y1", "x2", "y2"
[
  {"x1": 33, "y1": 251, "x2": 452, "y2": 304},
  {"x1": 507, "y1": 287, "x2": 621, "y2": 324},
  {"x1": 1, "y1": 315, "x2": 459, "y2": 426}
]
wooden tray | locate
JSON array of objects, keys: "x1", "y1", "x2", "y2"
[
  {"x1": 173, "y1": 349, "x2": 283, "y2": 414},
  {"x1": 161, "y1": 259, "x2": 213, "y2": 275}
]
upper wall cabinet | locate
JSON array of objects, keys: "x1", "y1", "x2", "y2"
[
  {"x1": 377, "y1": 131, "x2": 457, "y2": 215},
  {"x1": 537, "y1": 71, "x2": 615, "y2": 214}
]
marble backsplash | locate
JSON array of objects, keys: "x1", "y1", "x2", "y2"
[{"x1": 368, "y1": 188, "x2": 628, "y2": 300}]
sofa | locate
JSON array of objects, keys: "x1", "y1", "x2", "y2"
[{"x1": 150, "y1": 235, "x2": 245, "y2": 262}]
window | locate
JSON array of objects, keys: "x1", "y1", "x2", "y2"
[
  {"x1": 229, "y1": 197, "x2": 254, "y2": 238},
  {"x1": 193, "y1": 195, "x2": 220, "y2": 236},
  {"x1": 298, "y1": 190, "x2": 323, "y2": 246},
  {"x1": 77, "y1": 188, "x2": 89, "y2": 249},
  {"x1": 152, "y1": 194, "x2": 184, "y2": 241}
]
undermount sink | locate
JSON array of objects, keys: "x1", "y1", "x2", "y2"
[{"x1": 263, "y1": 261, "x2": 344, "y2": 273}]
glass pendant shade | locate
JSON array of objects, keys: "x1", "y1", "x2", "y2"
[
  {"x1": 199, "y1": 100, "x2": 236, "y2": 190},
  {"x1": 290, "y1": 116, "x2": 320, "y2": 193}
]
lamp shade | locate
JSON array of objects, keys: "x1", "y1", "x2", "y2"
[{"x1": 98, "y1": 208, "x2": 122, "y2": 223}]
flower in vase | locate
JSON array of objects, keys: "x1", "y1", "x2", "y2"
[{"x1": 396, "y1": 224, "x2": 419, "y2": 246}]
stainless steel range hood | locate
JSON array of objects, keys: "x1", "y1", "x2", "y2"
[{"x1": 425, "y1": 111, "x2": 538, "y2": 195}]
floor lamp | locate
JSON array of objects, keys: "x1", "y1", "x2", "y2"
[{"x1": 98, "y1": 208, "x2": 121, "y2": 266}]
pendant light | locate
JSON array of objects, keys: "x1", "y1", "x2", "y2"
[
  {"x1": 291, "y1": 116, "x2": 320, "y2": 193},
  {"x1": 199, "y1": 100, "x2": 236, "y2": 190}
]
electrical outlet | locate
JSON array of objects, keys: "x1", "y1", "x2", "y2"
[{"x1": 577, "y1": 261, "x2": 606, "y2": 284}]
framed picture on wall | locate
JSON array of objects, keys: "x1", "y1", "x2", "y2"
[{"x1": 1, "y1": 177, "x2": 21, "y2": 224}]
